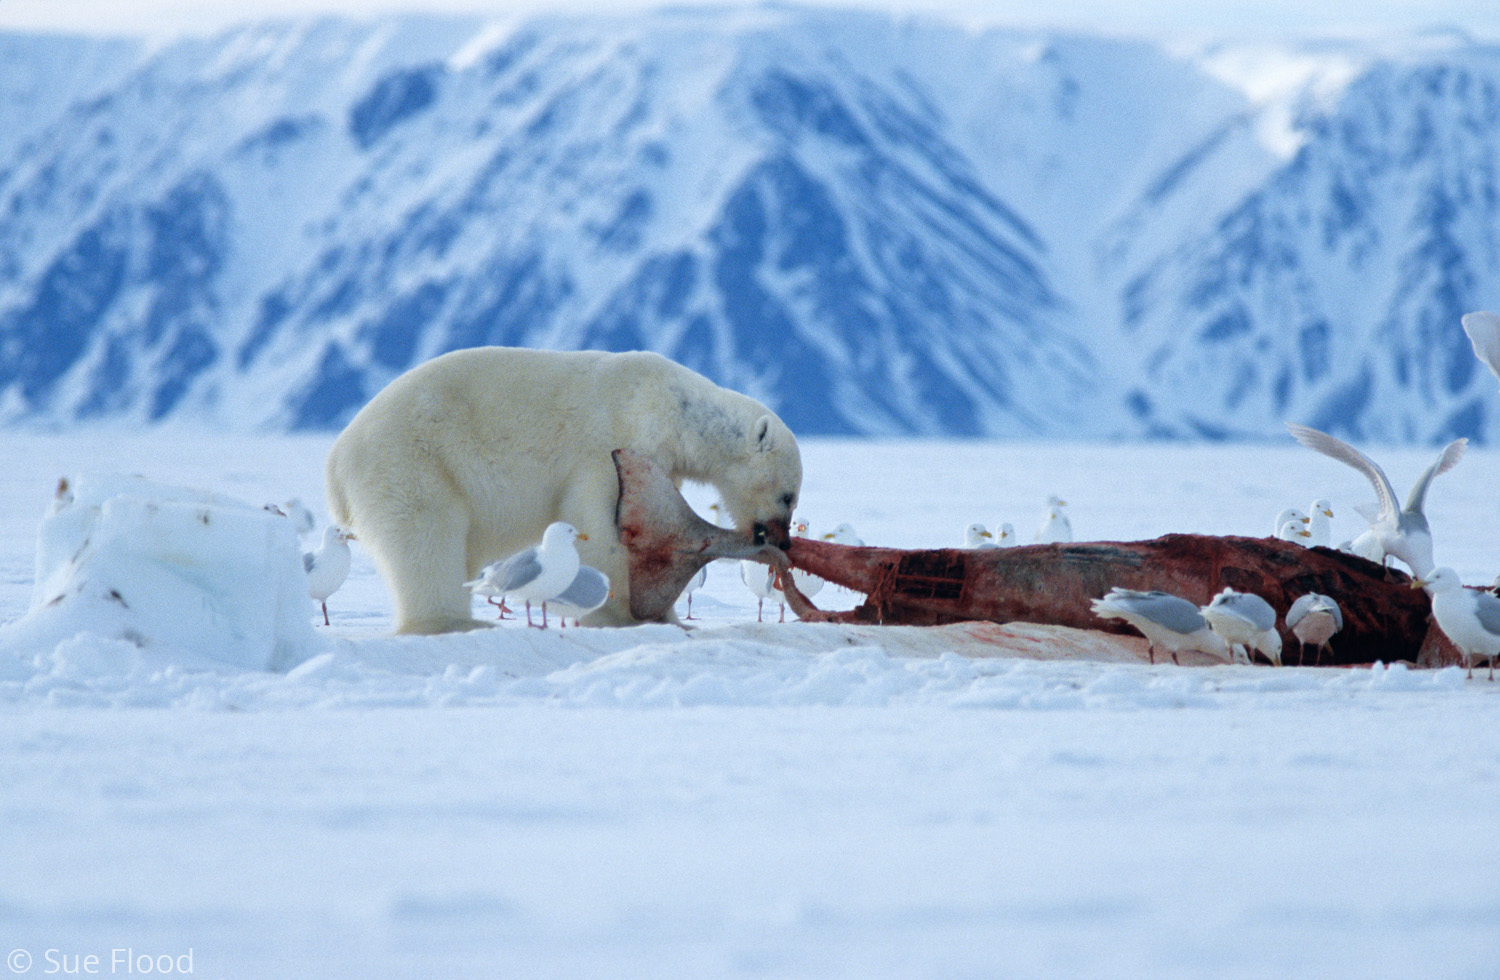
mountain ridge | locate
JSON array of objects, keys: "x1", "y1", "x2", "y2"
[{"x1": 1, "y1": 10, "x2": 1498, "y2": 442}]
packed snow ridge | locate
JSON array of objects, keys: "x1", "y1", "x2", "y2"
[{"x1": 0, "y1": 13, "x2": 1499, "y2": 442}]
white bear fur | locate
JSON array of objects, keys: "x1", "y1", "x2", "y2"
[{"x1": 325, "y1": 347, "x2": 802, "y2": 634}]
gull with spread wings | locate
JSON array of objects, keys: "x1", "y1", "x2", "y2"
[{"x1": 1285, "y1": 422, "x2": 1465, "y2": 578}]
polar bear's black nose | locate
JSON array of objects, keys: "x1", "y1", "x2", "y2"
[{"x1": 754, "y1": 519, "x2": 791, "y2": 549}]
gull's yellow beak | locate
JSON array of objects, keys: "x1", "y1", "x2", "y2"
[{"x1": 577, "y1": 532, "x2": 589, "y2": 541}]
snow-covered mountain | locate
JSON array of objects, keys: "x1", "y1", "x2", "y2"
[{"x1": 1, "y1": 10, "x2": 1499, "y2": 441}]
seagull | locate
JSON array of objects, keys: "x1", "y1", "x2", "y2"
[
  {"x1": 680, "y1": 565, "x2": 708, "y2": 619},
  {"x1": 1272, "y1": 508, "x2": 1310, "y2": 538},
  {"x1": 1306, "y1": 499, "x2": 1334, "y2": 548},
  {"x1": 818, "y1": 524, "x2": 864, "y2": 596},
  {"x1": 1286, "y1": 422, "x2": 1466, "y2": 579},
  {"x1": 1276, "y1": 518, "x2": 1313, "y2": 545},
  {"x1": 994, "y1": 522, "x2": 1017, "y2": 547},
  {"x1": 1286, "y1": 593, "x2": 1344, "y2": 666},
  {"x1": 1414, "y1": 566, "x2": 1500, "y2": 680},
  {"x1": 464, "y1": 521, "x2": 586, "y2": 628},
  {"x1": 1461, "y1": 310, "x2": 1500, "y2": 387},
  {"x1": 1339, "y1": 529, "x2": 1387, "y2": 564},
  {"x1": 551, "y1": 565, "x2": 611, "y2": 627},
  {"x1": 1035, "y1": 496, "x2": 1072, "y2": 544},
  {"x1": 282, "y1": 498, "x2": 316, "y2": 538},
  {"x1": 824, "y1": 523, "x2": 864, "y2": 546},
  {"x1": 304, "y1": 525, "x2": 354, "y2": 626},
  {"x1": 1201, "y1": 588, "x2": 1283, "y2": 666},
  {"x1": 1090, "y1": 588, "x2": 1231, "y2": 665},
  {"x1": 740, "y1": 559, "x2": 779, "y2": 622},
  {"x1": 964, "y1": 523, "x2": 998, "y2": 549},
  {"x1": 786, "y1": 519, "x2": 824, "y2": 604}
]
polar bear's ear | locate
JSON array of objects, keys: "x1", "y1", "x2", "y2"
[{"x1": 752, "y1": 416, "x2": 773, "y2": 452}]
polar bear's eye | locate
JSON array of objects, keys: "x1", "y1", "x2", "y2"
[{"x1": 780, "y1": 493, "x2": 795, "y2": 509}]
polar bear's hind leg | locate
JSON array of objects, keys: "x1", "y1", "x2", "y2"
[{"x1": 377, "y1": 494, "x2": 484, "y2": 635}]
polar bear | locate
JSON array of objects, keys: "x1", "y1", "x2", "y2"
[{"x1": 325, "y1": 347, "x2": 802, "y2": 633}]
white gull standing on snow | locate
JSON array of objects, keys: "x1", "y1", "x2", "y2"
[
  {"x1": 680, "y1": 564, "x2": 708, "y2": 620},
  {"x1": 464, "y1": 521, "x2": 585, "y2": 628},
  {"x1": 1090, "y1": 588, "x2": 1231, "y2": 665},
  {"x1": 740, "y1": 559, "x2": 779, "y2": 623},
  {"x1": 1201, "y1": 588, "x2": 1283, "y2": 666},
  {"x1": 1415, "y1": 566, "x2": 1500, "y2": 680},
  {"x1": 1285, "y1": 422, "x2": 1466, "y2": 579},
  {"x1": 1286, "y1": 593, "x2": 1343, "y2": 666},
  {"x1": 304, "y1": 525, "x2": 354, "y2": 626}
]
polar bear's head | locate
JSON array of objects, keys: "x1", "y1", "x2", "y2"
[{"x1": 718, "y1": 414, "x2": 802, "y2": 549}]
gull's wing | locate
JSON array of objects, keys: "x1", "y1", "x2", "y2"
[
  {"x1": 1461, "y1": 311, "x2": 1500, "y2": 385},
  {"x1": 1125, "y1": 591, "x2": 1207, "y2": 635},
  {"x1": 1286, "y1": 593, "x2": 1316, "y2": 629},
  {"x1": 1223, "y1": 592, "x2": 1277, "y2": 631},
  {"x1": 1285, "y1": 422, "x2": 1398, "y2": 523},
  {"x1": 1471, "y1": 590, "x2": 1500, "y2": 638},
  {"x1": 556, "y1": 566, "x2": 609, "y2": 609},
  {"x1": 1096, "y1": 589, "x2": 1205, "y2": 634},
  {"x1": 488, "y1": 547, "x2": 544, "y2": 593},
  {"x1": 1404, "y1": 438, "x2": 1467, "y2": 515},
  {"x1": 1287, "y1": 593, "x2": 1343, "y2": 631},
  {"x1": 302, "y1": 551, "x2": 316, "y2": 574}
]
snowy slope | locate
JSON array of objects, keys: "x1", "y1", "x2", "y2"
[
  {"x1": 1, "y1": 13, "x2": 1500, "y2": 440},
  {"x1": 1125, "y1": 38, "x2": 1500, "y2": 442}
]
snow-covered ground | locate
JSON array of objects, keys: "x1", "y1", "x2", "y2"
[{"x1": 1, "y1": 432, "x2": 1498, "y2": 979}]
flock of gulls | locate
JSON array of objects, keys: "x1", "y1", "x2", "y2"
[
  {"x1": 466, "y1": 522, "x2": 610, "y2": 628},
  {"x1": 283, "y1": 311, "x2": 1500, "y2": 680},
  {"x1": 1091, "y1": 309, "x2": 1500, "y2": 679},
  {"x1": 1090, "y1": 418, "x2": 1490, "y2": 675}
]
